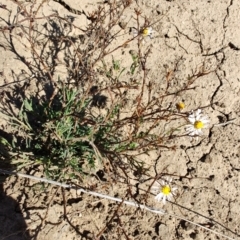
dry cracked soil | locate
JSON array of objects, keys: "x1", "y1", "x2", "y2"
[{"x1": 0, "y1": 0, "x2": 240, "y2": 240}]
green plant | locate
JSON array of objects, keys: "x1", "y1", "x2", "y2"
[
  {"x1": 0, "y1": 0, "x2": 213, "y2": 188},
  {"x1": 0, "y1": 84, "x2": 100, "y2": 177}
]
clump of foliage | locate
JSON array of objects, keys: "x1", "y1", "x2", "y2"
[{"x1": 0, "y1": 0, "x2": 212, "y2": 181}]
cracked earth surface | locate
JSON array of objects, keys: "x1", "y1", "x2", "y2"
[{"x1": 0, "y1": 0, "x2": 240, "y2": 239}]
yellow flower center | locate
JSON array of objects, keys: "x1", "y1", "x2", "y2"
[
  {"x1": 142, "y1": 28, "x2": 149, "y2": 36},
  {"x1": 161, "y1": 185, "x2": 171, "y2": 195},
  {"x1": 176, "y1": 102, "x2": 185, "y2": 110},
  {"x1": 194, "y1": 120, "x2": 204, "y2": 129}
]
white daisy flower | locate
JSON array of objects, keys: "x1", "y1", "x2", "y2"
[
  {"x1": 152, "y1": 178, "x2": 177, "y2": 204},
  {"x1": 141, "y1": 27, "x2": 154, "y2": 39},
  {"x1": 130, "y1": 26, "x2": 154, "y2": 40},
  {"x1": 186, "y1": 109, "x2": 209, "y2": 136}
]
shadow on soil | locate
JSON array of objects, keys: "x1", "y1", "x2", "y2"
[
  {"x1": 0, "y1": 129, "x2": 29, "y2": 240},
  {"x1": 0, "y1": 176, "x2": 30, "y2": 240}
]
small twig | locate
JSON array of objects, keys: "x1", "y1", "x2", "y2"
[
  {"x1": 61, "y1": 187, "x2": 67, "y2": 220},
  {"x1": 214, "y1": 119, "x2": 235, "y2": 127}
]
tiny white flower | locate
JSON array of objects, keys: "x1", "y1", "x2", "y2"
[
  {"x1": 186, "y1": 109, "x2": 209, "y2": 136},
  {"x1": 141, "y1": 27, "x2": 154, "y2": 39},
  {"x1": 152, "y1": 178, "x2": 177, "y2": 204},
  {"x1": 130, "y1": 27, "x2": 154, "y2": 40}
]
